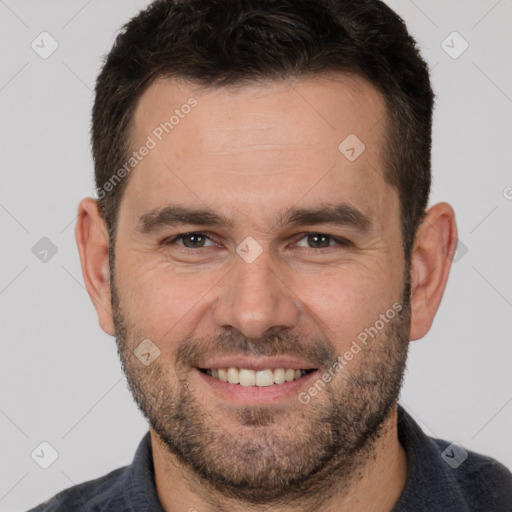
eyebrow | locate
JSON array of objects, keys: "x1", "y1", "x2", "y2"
[{"x1": 138, "y1": 202, "x2": 373, "y2": 235}]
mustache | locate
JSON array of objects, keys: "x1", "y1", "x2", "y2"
[{"x1": 175, "y1": 330, "x2": 338, "y2": 370}]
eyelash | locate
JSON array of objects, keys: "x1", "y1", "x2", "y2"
[{"x1": 161, "y1": 232, "x2": 353, "y2": 250}]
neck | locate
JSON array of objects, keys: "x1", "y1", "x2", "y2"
[{"x1": 151, "y1": 404, "x2": 407, "y2": 512}]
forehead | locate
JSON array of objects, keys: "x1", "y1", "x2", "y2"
[
  {"x1": 122, "y1": 72, "x2": 394, "y2": 232},
  {"x1": 131, "y1": 72, "x2": 386, "y2": 155}
]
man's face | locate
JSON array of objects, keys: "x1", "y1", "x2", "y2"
[{"x1": 111, "y1": 74, "x2": 410, "y2": 502}]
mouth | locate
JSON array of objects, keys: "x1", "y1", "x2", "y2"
[
  {"x1": 198, "y1": 367, "x2": 317, "y2": 387},
  {"x1": 193, "y1": 356, "x2": 321, "y2": 404}
]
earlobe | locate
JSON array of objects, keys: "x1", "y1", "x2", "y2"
[
  {"x1": 409, "y1": 202, "x2": 458, "y2": 341},
  {"x1": 75, "y1": 198, "x2": 115, "y2": 336}
]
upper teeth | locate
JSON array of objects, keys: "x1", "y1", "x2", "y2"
[{"x1": 205, "y1": 367, "x2": 309, "y2": 386}]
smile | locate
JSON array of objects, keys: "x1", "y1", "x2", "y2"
[{"x1": 198, "y1": 367, "x2": 316, "y2": 386}]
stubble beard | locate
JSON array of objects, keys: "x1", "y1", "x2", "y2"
[{"x1": 111, "y1": 270, "x2": 411, "y2": 508}]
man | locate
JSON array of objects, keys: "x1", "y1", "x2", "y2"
[{"x1": 28, "y1": 0, "x2": 512, "y2": 510}]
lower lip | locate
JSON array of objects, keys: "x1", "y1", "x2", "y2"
[{"x1": 194, "y1": 368, "x2": 319, "y2": 405}]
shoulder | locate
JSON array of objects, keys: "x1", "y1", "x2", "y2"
[
  {"x1": 25, "y1": 465, "x2": 129, "y2": 512},
  {"x1": 395, "y1": 405, "x2": 512, "y2": 511},
  {"x1": 430, "y1": 438, "x2": 512, "y2": 510},
  {"x1": 26, "y1": 431, "x2": 159, "y2": 512}
]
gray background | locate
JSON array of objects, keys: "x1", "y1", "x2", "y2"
[{"x1": 1, "y1": 1, "x2": 511, "y2": 510}]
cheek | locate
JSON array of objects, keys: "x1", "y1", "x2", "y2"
[
  {"x1": 297, "y1": 262, "x2": 402, "y2": 345},
  {"x1": 115, "y1": 256, "x2": 225, "y2": 339}
]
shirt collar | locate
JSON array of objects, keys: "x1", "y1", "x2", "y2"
[
  {"x1": 121, "y1": 430, "x2": 166, "y2": 512},
  {"x1": 392, "y1": 404, "x2": 471, "y2": 511}
]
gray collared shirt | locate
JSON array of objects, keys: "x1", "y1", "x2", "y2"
[{"x1": 27, "y1": 405, "x2": 512, "y2": 511}]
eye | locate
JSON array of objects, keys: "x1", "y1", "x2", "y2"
[
  {"x1": 161, "y1": 231, "x2": 352, "y2": 252},
  {"x1": 162, "y1": 232, "x2": 217, "y2": 249},
  {"x1": 294, "y1": 233, "x2": 352, "y2": 249}
]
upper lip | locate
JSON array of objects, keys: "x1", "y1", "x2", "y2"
[{"x1": 196, "y1": 356, "x2": 318, "y2": 371}]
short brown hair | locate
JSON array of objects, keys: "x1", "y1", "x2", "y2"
[{"x1": 92, "y1": 0, "x2": 433, "y2": 263}]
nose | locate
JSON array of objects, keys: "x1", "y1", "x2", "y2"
[{"x1": 212, "y1": 249, "x2": 300, "y2": 340}]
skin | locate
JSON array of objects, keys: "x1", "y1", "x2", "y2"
[{"x1": 76, "y1": 73, "x2": 457, "y2": 512}]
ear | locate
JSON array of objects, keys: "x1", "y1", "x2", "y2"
[
  {"x1": 75, "y1": 198, "x2": 115, "y2": 336},
  {"x1": 409, "y1": 202, "x2": 458, "y2": 341}
]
